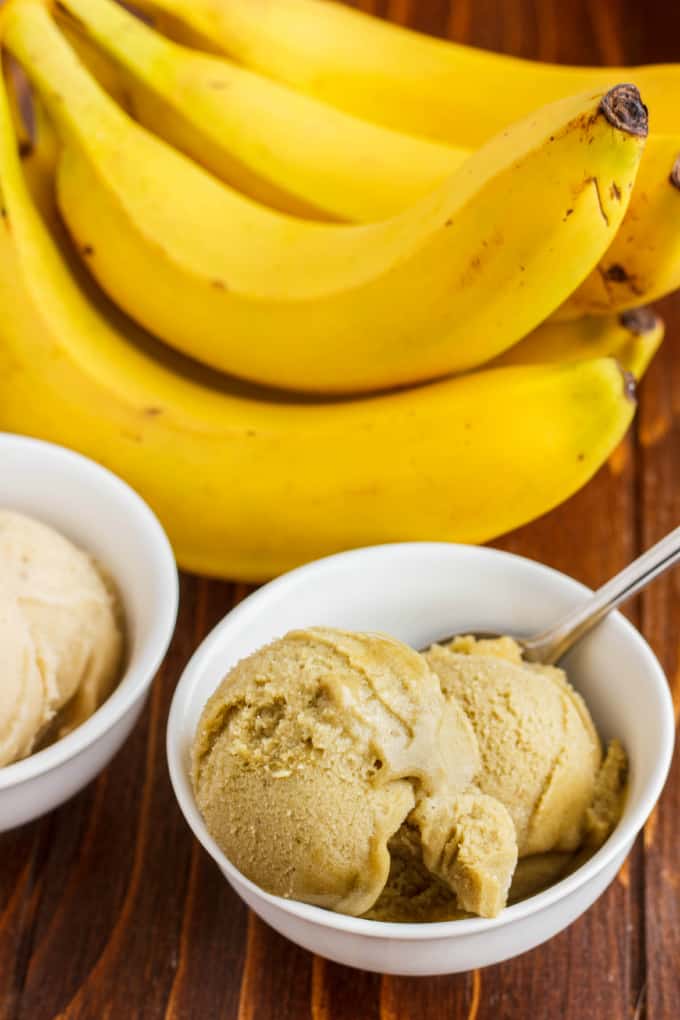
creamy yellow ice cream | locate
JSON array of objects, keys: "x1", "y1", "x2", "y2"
[
  {"x1": 192, "y1": 628, "x2": 517, "y2": 918},
  {"x1": 0, "y1": 510, "x2": 123, "y2": 767},
  {"x1": 365, "y1": 845, "x2": 576, "y2": 922},
  {"x1": 193, "y1": 628, "x2": 626, "y2": 923},
  {"x1": 369, "y1": 629, "x2": 629, "y2": 923},
  {"x1": 0, "y1": 593, "x2": 46, "y2": 766},
  {"x1": 425, "y1": 636, "x2": 604, "y2": 855}
]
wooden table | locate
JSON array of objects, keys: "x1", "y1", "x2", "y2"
[{"x1": 2, "y1": 2, "x2": 679, "y2": 1017}]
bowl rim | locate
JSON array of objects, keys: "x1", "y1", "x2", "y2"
[
  {"x1": 0, "y1": 433, "x2": 179, "y2": 791},
  {"x1": 167, "y1": 541, "x2": 675, "y2": 941}
]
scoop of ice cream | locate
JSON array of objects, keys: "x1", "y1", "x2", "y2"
[
  {"x1": 364, "y1": 831, "x2": 468, "y2": 923},
  {"x1": 192, "y1": 627, "x2": 517, "y2": 917},
  {"x1": 425, "y1": 636, "x2": 603, "y2": 855},
  {"x1": 584, "y1": 738, "x2": 628, "y2": 849},
  {"x1": 0, "y1": 510, "x2": 123, "y2": 764},
  {"x1": 0, "y1": 593, "x2": 47, "y2": 766},
  {"x1": 409, "y1": 786, "x2": 517, "y2": 917},
  {"x1": 369, "y1": 636, "x2": 628, "y2": 925},
  {"x1": 364, "y1": 843, "x2": 573, "y2": 923}
]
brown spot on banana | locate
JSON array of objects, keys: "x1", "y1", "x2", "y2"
[
  {"x1": 670, "y1": 155, "x2": 680, "y2": 190},
  {"x1": 588, "y1": 176, "x2": 609, "y2": 226},
  {"x1": 599, "y1": 264, "x2": 645, "y2": 297},
  {"x1": 603, "y1": 263, "x2": 629, "y2": 282},
  {"x1": 0, "y1": 188, "x2": 9, "y2": 230},
  {"x1": 81, "y1": 244, "x2": 94, "y2": 256},
  {"x1": 599, "y1": 84, "x2": 649, "y2": 138},
  {"x1": 610, "y1": 181, "x2": 622, "y2": 201}
]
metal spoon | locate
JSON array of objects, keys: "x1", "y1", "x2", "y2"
[{"x1": 428, "y1": 525, "x2": 680, "y2": 665}]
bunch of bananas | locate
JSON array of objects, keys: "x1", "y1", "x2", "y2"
[{"x1": 0, "y1": 0, "x2": 675, "y2": 580}]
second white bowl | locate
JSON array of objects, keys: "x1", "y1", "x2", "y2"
[{"x1": 0, "y1": 434, "x2": 179, "y2": 831}]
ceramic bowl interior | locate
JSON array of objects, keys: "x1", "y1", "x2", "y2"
[
  {"x1": 167, "y1": 542, "x2": 674, "y2": 972},
  {"x1": 0, "y1": 434, "x2": 178, "y2": 821}
]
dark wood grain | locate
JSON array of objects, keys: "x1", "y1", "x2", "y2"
[
  {"x1": 1, "y1": 1, "x2": 679, "y2": 1018},
  {"x1": 638, "y1": 291, "x2": 680, "y2": 1020}
]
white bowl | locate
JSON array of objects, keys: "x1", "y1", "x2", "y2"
[
  {"x1": 167, "y1": 542, "x2": 674, "y2": 976},
  {"x1": 0, "y1": 434, "x2": 178, "y2": 830}
]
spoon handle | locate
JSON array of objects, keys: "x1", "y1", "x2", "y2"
[{"x1": 522, "y1": 524, "x2": 680, "y2": 665}]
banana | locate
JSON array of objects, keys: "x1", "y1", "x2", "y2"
[
  {"x1": 4, "y1": 58, "x2": 31, "y2": 152},
  {"x1": 25, "y1": 33, "x2": 648, "y2": 381},
  {"x1": 4, "y1": 61, "x2": 61, "y2": 226},
  {"x1": 54, "y1": 0, "x2": 466, "y2": 223},
  {"x1": 58, "y1": 17, "x2": 133, "y2": 111},
  {"x1": 555, "y1": 141, "x2": 680, "y2": 317},
  {"x1": 25, "y1": 91, "x2": 662, "y2": 382},
  {"x1": 0, "y1": 63, "x2": 635, "y2": 582},
  {"x1": 4, "y1": 0, "x2": 647, "y2": 395},
  {"x1": 52, "y1": 0, "x2": 680, "y2": 316},
  {"x1": 135, "y1": 0, "x2": 680, "y2": 146},
  {"x1": 10, "y1": 86, "x2": 60, "y2": 223},
  {"x1": 495, "y1": 308, "x2": 664, "y2": 380}
]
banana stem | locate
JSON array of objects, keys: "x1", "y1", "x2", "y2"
[
  {"x1": 599, "y1": 84, "x2": 648, "y2": 138},
  {"x1": 671, "y1": 156, "x2": 680, "y2": 189}
]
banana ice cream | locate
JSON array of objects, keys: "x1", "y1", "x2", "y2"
[
  {"x1": 0, "y1": 593, "x2": 46, "y2": 767},
  {"x1": 192, "y1": 628, "x2": 517, "y2": 918},
  {"x1": 365, "y1": 845, "x2": 577, "y2": 923},
  {"x1": 425, "y1": 636, "x2": 623, "y2": 856},
  {"x1": 193, "y1": 628, "x2": 627, "y2": 922},
  {"x1": 0, "y1": 510, "x2": 124, "y2": 767}
]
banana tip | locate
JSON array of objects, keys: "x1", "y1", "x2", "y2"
[
  {"x1": 600, "y1": 84, "x2": 648, "y2": 138},
  {"x1": 619, "y1": 307, "x2": 659, "y2": 336},
  {"x1": 621, "y1": 367, "x2": 637, "y2": 403},
  {"x1": 670, "y1": 155, "x2": 680, "y2": 190}
]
